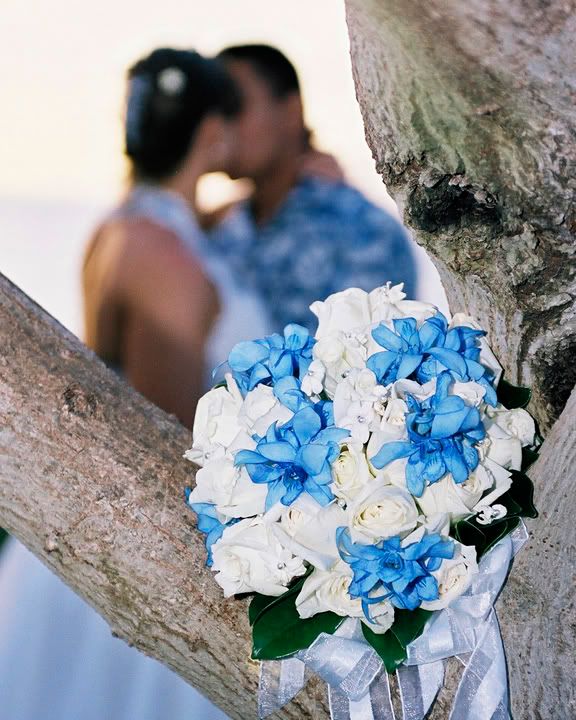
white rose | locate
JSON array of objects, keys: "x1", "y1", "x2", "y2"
[
  {"x1": 296, "y1": 562, "x2": 364, "y2": 619},
  {"x1": 403, "y1": 514, "x2": 450, "y2": 544},
  {"x1": 185, "y1": 376, "x2": 243, "y2": 466},
  {"x1": 473, "y1": 457, "x2": 512, "y2": 507},
  {"x1": 276, "y1": 507, "x2": 306, "y2": 537},
  {"x1": 332, "y1": 443, "x2": 373, "y2": 503},
  {"x1": 373, "y1": 396, "x2": 409, "y2": 442},
  {"x1": 487, "y1": 407, "x2": 535, "y2": 446},
  {"x1": 313, "y1": 332, "x2": 368, "y2": 398},
  {"x1": 416, "y1": 458, "x2": 512, "y2": 522},
  {"x1": 211, "y1": 518, "x2": 307, "y2": 597},
  {"x1": 349, "y1": 483, "x2": 419, "y2": 542},
  {"x1": 481, "y1": 422, "x2": 522, "y2": 470},
  {"x1": 416, "y1": 476, "x2": 475, "y2": 520},
  {"x1": 237, "y1": 383, "x2": 293, "y2": 439},
  {"x1": 187, "y1": 455, "x2": 267, "y2": 519},
  {"x1": 363, "y1": 600, "x2": 396, "y2": 634},
  {"x1": 311, "y1": 288, "x2": 371, "y2": 339},
  {"x1": 369, "y1": 283, "x2": 437, "y2": 325},
  {"x1": 420, "y1": 542, "x2": 478, "y2": 611},
  {"x1": 296, "y1": 562, "x2": 395, "y2": 635},
  {"x1": 270, "y1": 497, "x2": 348, "y2": 570}
]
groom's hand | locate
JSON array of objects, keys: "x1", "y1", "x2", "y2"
[{"x1": 299, "y1": 149, "x2": 345, "y2": 183}]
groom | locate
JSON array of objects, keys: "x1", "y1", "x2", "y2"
[{"x1": 208, "y1": 44, "x2": 418, "y2": 333}]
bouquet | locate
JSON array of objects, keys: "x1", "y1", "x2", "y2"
[{"x1": 185, "y1": 283, "x2": 538, "y2": 720}]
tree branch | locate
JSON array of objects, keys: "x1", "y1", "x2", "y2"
[{"x1": 0, "y1": 272, "x2": 328, "y2": 719}]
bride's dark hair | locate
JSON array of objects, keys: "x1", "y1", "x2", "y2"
[{"x1": 125, "y1": 47, "x2": 241, "y2": 182}]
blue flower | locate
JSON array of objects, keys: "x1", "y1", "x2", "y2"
[
  {"x1": 228, "y1": 324, "x2": 314, "y2": 395},
  {"x1": 234, "y1": 404, "x2": 349, "y2": 510},
  {"x1": 366, "y1": 313, "x2": 497, "y2": 405},
  {"x1": 337, "y1": 527, "x2": 454, "y2": 613},
  {"x1": 370, "y1": 372, "x2": 486, "y2": 496},
  {"x1": 185, "y1": 491, "x2": 239, "y2": 567},
  {"x1": 272, "y1": 376, "x2": 314, "y2": 413}
]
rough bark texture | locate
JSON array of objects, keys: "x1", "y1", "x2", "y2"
[
  {"x1": 497, "y1": 384, "x2": 576, "y2": 719},
  {"x1": 345, "y1": 0, "x2": 576, "y2": 433},
  {"x1": 0, "y1": 273, "x2": 329, "y2": 720},
  {"x1": 344, "y1": 3, "x2": 576, "y2": 717}
]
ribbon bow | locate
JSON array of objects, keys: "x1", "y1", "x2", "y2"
[{"x1": 258, "y1": 524, "x2": 527, "y2": 720}]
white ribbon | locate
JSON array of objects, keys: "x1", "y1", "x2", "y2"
[{"x1": 258, "y1": 524, "x2": 528, "y2": 720}]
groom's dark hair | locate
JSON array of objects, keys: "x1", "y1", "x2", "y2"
[{"x1": 217, "y1": 44, "x2": 300, "y2": 99}]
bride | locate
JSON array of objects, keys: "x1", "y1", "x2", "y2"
[
  {"x1": 0, "y1": 47, "x2": 271, "y2": 719},
  {"x1": 83, "y1": 46, "x2": 270, "y2": 427}
]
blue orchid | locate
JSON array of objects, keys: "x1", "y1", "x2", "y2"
[
  {"x1": 228, "y1": 323, "x2": 314, "y2": 395},
  {"x1": 234, "y1": 404, "x2": 349, "y2": 510},
  {"x1": 337, "y1": 527, "x2": 454, "y2": 613},
  {"x1": 367, "y1": 315, "x2": 445, "y2": 385},
  {"x1": 366, "y1": 313, "x2": 497, "y2": 405},
  {"x1": 185, "y1": 492, "x2": 238, "y2": 567},
  {"x1": 273, "y1": 375, "x2": 315, "y2": 413},
  {"x1": 370, "y1": 372, "x2": 486, "y2": 497}
]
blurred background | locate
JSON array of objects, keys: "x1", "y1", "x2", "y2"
[{"x1": 0, "y1": 0, "x2": 446, "y2": 338}]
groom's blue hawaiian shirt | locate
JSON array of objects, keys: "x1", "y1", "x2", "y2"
[{"x1": 209, "y1": 178, "x2": 418, "y2": 333}]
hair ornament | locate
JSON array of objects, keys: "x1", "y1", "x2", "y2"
[{"x1": 157, "y1": 67, "x2": 187, "y2": 96}]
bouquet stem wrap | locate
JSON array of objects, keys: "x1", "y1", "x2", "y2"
[{"x1": 258, "y1": 524, "x2": 527, "y2": 720}]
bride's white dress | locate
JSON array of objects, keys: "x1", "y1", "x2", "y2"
[{"x1": 0, "y1": 186, "x2": 271, "y2": 719}]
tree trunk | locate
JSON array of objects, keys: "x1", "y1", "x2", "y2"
[
  {"x1": 345, "y1": 0, "x2": 576, "y2": 434},
  {"x1": 344, "y1": 2, "x2": 576, "y2": 717}
]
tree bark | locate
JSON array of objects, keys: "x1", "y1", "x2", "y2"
[
  {"x1": 345, "y1": 0, "x2": 576, "y2": 433},
  {"x1": 0, "y1": 273, "x2": 328, "y2": 720},
  {"x1": 344, "y1": 2, "x2": 576, "y2": 717}
]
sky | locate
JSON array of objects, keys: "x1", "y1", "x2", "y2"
[{"x1": 0, "y1": 0, "x2": 446, "y2": 334}]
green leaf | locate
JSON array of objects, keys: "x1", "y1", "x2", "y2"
[
  {"x1": 453, "y1": 516, "x2": 521, "y2": 558},
  {"x1": 251, "y1": 574, "x2": 344, "y2": 660},
  {"x1": 389, "y1": 608, "x2": 432, "y2": 648},
  {"x1": 521, "y1": 446, "x2": 539, "y2": 473},
  {"x1": 452, "y1": 517, "x2": 487, "y2": 549},
  {"x1": 489, "y1": 470, "x2": 537, "y2": 521},
  {"x1": 252, "y1": 606, "x2": 344, "y2": 661},
  {"x1": 483, "y1": 517, "x2": 521, "y2": 555},
  {"x1": 361, "y1": 624, "x2": 407, "y2": 673},
  {"x1": 361, "y1": 609, "x2": 433, "y2": 674},
  {"x1": 496, "y1": 378, "x2": 531, "y2": 409},
  {"x1": 507, "y1": 470, "x2": 538, "y2": 519},
  {"x1": 0, "y1": 527, "x2": 8, "y2": 552},
  {"x1": 249, "y1": 567, "x2": 314, "y2": 627},
  {"x1": 249, "y1": 593, "x2": 277, "y2": 626}
]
